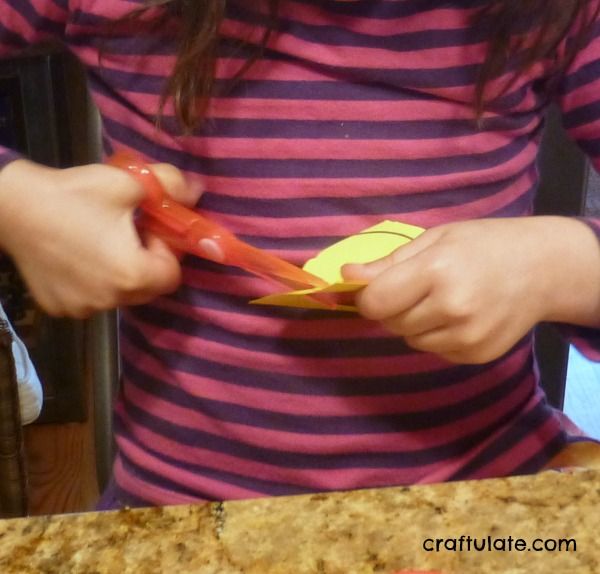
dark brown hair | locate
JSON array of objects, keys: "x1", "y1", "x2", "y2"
[
  {"x1": 137, "y1": 0, "x2": 600, "y2": 130},
  {"x1": 475, "y1": 0, "x2": 600, "y2": 114}
]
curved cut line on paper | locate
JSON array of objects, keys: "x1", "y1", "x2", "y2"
[{"x1": 250, "y1": 220, "x2": 425, "y2": 311}]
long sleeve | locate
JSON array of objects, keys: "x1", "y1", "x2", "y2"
[
  {"x1": 558, "y1": 3, "x2": 600, "y2": 170},
  {"x1": 0, "y1": 0, "x2": 70, "y2": 167},
  {"x1": 554, "y1": 1, "x2": 600, "y2": 359}
]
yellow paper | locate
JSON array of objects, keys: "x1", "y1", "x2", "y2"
[{"x1": 251, "y1": 220, "x2": 425, "y2": 311}]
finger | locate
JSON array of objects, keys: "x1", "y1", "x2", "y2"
[
  {"x1": 139, "y1": 220, "x2": 224, "y2": 263},
  {"x1": 137, "y1": 225, "x2": 186, "y2": 261},
  {"x1": 353, "y1": 253, "x2": 433, "y2": 321},
  {"x1": 404, "y1": 328, "x2": 461, "y2": 356},
  {"x1": 123, "y1": 234, "x2": 183, "y2": 305},
  {"x1": 440, "y1": 345, "x2": 508, "y2": 365},
  {"x1": 342, "y1": 226, "x2": 442, "y2": 282},
  {"x1": 404, "y1": 327, "x2": 501, "y2": 364},
  {"x1": 380, "y1": 298, "x2": 447, "y2": 337},
  {"x1": 150, "y1": 163, "x2": 203, "y2": 206}
]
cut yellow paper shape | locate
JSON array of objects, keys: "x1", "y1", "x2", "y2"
[{"x1": 251, "y1": 220, "x2": 425, "y2": 311}]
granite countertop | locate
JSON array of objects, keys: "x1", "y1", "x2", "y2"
[{"x1": 0, "y1": 469, "x2": 599, "y2": 574}]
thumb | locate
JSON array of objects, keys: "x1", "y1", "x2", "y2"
[
  {"x1": 150, "y1": 163, "x2": 204, "y2": 207},
  {"x1": 342, "y1": 252, "x2": 399, "y2": 282},
  {"x1": 342, "y1": 227, "x2": 440, "y2": 282}
]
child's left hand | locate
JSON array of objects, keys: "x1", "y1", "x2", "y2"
[{"x1": 343, "y1": 217, "x2": 600, "y2": 364}]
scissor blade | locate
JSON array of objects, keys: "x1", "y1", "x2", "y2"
[{"x1": 226, "y1": 241, "x2": 328, "y2": 290}]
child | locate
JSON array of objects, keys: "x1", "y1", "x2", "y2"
[{"x1": 1, "y1": 0, "x2": 600, "y2": 509}]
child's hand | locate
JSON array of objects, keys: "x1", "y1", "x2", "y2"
[
  {"x1": 343, "y1": 217, "x2": 600, "y2": 364},
  {"x1": 0, "y1": 158, "x2": 202, "y2": 318}
]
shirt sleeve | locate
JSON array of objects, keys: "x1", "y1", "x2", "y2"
[
  {"x1": 0, "y1": 0, "x2": 70, "y2": 167},
  {"x1": 554, "y1": 2, "x2": 600, "y2": 360}
]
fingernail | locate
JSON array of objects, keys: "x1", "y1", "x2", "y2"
[
  {"x1": 188, "y1": 180, "x2": 205, "y2": 198},
  {"x1": 198, "y1": 239, "x2": 225, "y2": 262},
  {"x1": 341, "y1": 263, "x2": 363, "y2": 279}
]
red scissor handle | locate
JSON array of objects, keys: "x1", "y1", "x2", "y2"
[
  {"x1": 109, "y1": 152, "x2": 236, "y2": 261},
  {"x1": 108, "y1": 152, "x2": 327, "y2": 291}
]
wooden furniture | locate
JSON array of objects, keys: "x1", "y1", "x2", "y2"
[{"x1": 0, "y1": 320, "x2": 27, "y2": 518}]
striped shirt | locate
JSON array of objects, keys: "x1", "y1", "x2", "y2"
[{"x1": 2, "y1": 0, "x2": 600, "y2": 507}]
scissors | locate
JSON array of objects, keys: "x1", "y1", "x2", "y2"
[{"x1": 108, "y1": 152, "x2": 328, "y2": 292}]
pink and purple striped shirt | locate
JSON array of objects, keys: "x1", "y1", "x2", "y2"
[{"x1": 2, "y1": 0, "x2": 600, "y2": 507}]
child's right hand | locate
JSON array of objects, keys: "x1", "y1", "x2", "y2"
[{"x1": 0, "y1": 158, "x2": 202, "y2": 318}]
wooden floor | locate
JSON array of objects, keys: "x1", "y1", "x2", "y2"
[{"x1": 564, "y1": 346, "x2": 600, "y2": 440}]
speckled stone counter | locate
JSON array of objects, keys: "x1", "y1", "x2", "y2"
[{"x1": 0, "y1": 469, "x2": 599, "y2": 573}]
